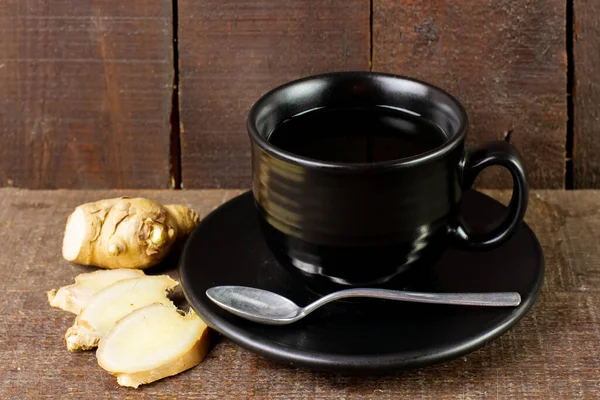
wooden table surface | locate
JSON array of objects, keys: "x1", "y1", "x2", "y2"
[{"x1": 1, "y1": 188, "x2": 599, "y2": 399}]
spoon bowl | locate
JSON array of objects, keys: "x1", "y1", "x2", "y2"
[
  {"x1": 207, "y1": 286, "x2": 301, "y2": 324},
  {"x1": 206, "y1": 286, "x2": 522, "y2": 325}
]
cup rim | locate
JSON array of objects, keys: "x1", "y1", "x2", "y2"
[{"x1": 247, "y1": 71, "x2": 469, "y2": 171}]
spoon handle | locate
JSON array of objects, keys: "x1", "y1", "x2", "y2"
[{"x1": 300, "y1": 288, "x2": 521, "y2": 317}]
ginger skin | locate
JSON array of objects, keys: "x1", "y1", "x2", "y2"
[{"x1": 62, "y1": 197, "x2": 200, "y2": 269}]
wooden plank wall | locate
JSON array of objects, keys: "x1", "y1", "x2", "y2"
[
  {"x1": 178, "y1": 0, "x2": 370, "y2": 188},
  {"x1": 373, "y1": 0, "x2": 566, "y2": 188},
  {"x1": 573, "y1": 0, "x2": 600, "y2": 188},
  {"x1": 0, "y1": 0, "x2": 173, "y2": 189},
  {"x1": 0, "y1": 0, "x2": 596, "y2": 189}
]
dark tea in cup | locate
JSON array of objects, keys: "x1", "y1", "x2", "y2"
[{"x1": 268, "y1": 107, "x2": 447, "y2": 163}]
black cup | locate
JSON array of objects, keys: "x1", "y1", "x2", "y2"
[{"x1": 247, "y1": 72, "x2": 528, "y2": 289}]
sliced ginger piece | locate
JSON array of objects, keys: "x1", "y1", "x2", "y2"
[
  {"x1": 47, "y1": 269, "x2": 145, "y2": 314},
  {"x1": 97, "y1": 303, "x2": 210, "y2": 388},
  {"x1": 65, "y1": 275, "x2": 178, "y2": 352}
]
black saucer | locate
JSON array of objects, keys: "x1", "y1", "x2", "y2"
[{"x1": 180, "y1": 191, "x2": 544, "y2": 373}]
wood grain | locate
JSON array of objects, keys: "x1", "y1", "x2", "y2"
[
  {"x1": 573, "y1": 0, "x2": 600, "y2": 188},
  {"x1": 178, "y1": 0, "x2": 370, "y2": 188},
  {"x1": 1, "y1": 188, "x2": 600, "y2": 398},
  {"x1": 373, "y1": 0, "x2": 567, "y2": 189},
  {"x1": 0, "y1": 0, "x2": 173, "y2": 189}
]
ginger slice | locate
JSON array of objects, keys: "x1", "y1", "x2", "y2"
[
  {"x1": 47, "y1": 269, "x2": 146, "y2": 314},
  {"x1": 65, "y1": 276, "x2": 178, "y2": 352},
  {"x1": 96, "y1": 304, "x2": 210, "y2": 388}
]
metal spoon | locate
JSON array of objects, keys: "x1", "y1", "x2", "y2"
[{"x1": 206, "y1": 286, "x2": 521, "y2": 325}]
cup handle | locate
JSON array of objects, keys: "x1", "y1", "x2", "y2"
[{"x1": 449, "y1": 141, "x2": 529, "y2": 250}]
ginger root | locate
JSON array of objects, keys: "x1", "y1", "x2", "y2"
[
  {"x1": 62, "y1": 197, "x2": 200, "y2": 269},
  {"x1": 97, "y1": 304, "x2": 210, "y2": 388},
  {"x1": 47, "y1": 269, "x2": 145, "y2": 314},
  {"x1": 65, "y1": 275, "x2": 178, "y2": 352}
]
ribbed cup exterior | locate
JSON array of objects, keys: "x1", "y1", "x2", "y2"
[{"x1": 252, "y1": 142, "x2": 464, "y2": 247}]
